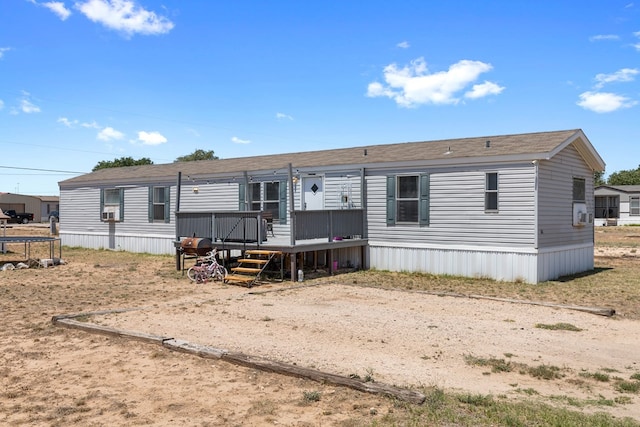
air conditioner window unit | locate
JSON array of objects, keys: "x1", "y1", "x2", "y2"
[
  {"x1": 573, "y1": 203, "x2": 588, "y2": 227},
  {"x1": 102, "y1": 206, "x2": 120, "y2": 221}
]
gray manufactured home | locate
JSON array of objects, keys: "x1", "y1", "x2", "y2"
[
  {"x1": 59, "y1": 129, "x2": 604, "y2": 284},
  {"x1": 594, "y1": 185, "x2": 640, "y2": 226}
]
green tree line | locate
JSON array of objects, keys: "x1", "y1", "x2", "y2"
[
  {"x1": 92, "y1": 149, "x2": 218, "y2": 171},
  {"x1": 596, "y1": 165, "x2": 640, "y2": 186}
]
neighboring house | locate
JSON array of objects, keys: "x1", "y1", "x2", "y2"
[
  {"x1": 594, "y1": 185, "x2": 640, "y2": 226},
  {"x1": 0, "y1": 193, "x2": 60, "y2": 222},
  {"x1": 39, "y1": 195, "x2": 60, "y2": 221},
  {"x1": 0, "y1": 193, "x2": 43, "y2": 222},
  {"x1": 58, "y1": 129, "x2": 604, "y2": 284}
]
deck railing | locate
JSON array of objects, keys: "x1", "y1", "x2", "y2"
[
  {"x1": 175, "y1": 209, "x2": 364, "y2": 244},
  {"x1": 293, "y1": 209, "x2": 364, "y2": 241}
]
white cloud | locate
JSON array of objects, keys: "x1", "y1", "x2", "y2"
[
  {"x1": 137, "y1": 130, "x2": 167, "y2": 145},
  {"x1": 43, "y1": 2, "x2": 72, "y2": 20},
  {"x1": 633, "y1": 31, "x2": 640, "y2": 51},
  {"x1": 589, "y1": 34, "x2": 620, "y2": 42},
  {"x1": 397, "y1": 41, "x2": 410, "y2": 49},
  {"x1": 367, "y1": 57, "x2": 502, "y2": 107},
  {"x1": 81, "y1": 120, "x2": 100, "y2": 129},
  {"x1": 0, "y1": 47, "x2": 10, "y2": 60},
  {"x1": 98, "y1": 126, "x2": 125, "y2": 141},
  {"x1": 464, "y1": 81, "x2": 505, "y2": 99},
  {"x1": 594, "y1": 68, "x2": 639, "y2": 88},
  {"x1": 57, "y1": 117, "x2": 77, "y2": 127},
  {"x1": 231, "y1": 136, "x2": 251, "y2": 144},
  {"x1": 20, "y1": 98, "x2": 41, "y2": 114},
  {"x1": 276, "y1": 112, "x2": 293, "y2": 120},
  {"x1": 577, "y1": 91, "x2": 637, "y2": 113},
  {"x1": 75, "y1": 0, "x2": 175, "y2": 37},
  {"x1": 0, "y1": 100, "x2": 4, "y2": 110},
  {"x1": 58, "y1": 117, "x2": 102, "y2": 128}
]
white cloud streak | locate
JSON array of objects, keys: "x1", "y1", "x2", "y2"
[
  {"x1": 397, "y1": 41, "x2": 410, "y2": 49},
  {"x1": 0, "y1": 47, "x2": 10, "y2": 59},
  {"x1": 589, "y1": 34, "x2": 620, "y2": 42},
  {"x1": 137, "y1": 130, "x2": 167, "y2": 145},
  {"x1": 367, "y1": 57, "x2": 503, "y2": 107},
  {"x1": 231, "y1": 136, "x2": 251, "y2": 144},
  {"x1": 594, "y1": 68, "x2": 639, "y2": 88},
  {"x1": 98, "y1": 126, "x2": 125, "y2": 141},
  {"x1": 465, "y1": 81, "x2": 505, "y2": 99},
  {"x1": 43, "y1": 2, "x2": 72, "y2": 20},
  {"x1": 276, "y1": 112, "x2": 293, "y2": 120},
  {"x1": 20, "y1": 97, "x2": 41, "y2": 114},
  {"x1": 75, "y1": 0, "x2": 175, "y2": 37},
  {"x1": 577, "y1": 91, "x2": 637, "y2": 113}
]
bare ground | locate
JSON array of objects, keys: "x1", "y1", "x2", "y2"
[{"x1": 1, "y1": 224, "x2": 640, "y2": 425}]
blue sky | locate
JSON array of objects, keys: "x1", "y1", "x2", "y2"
[{"x1": 1, "y1": 0, "x2": 639, "y2": 196}]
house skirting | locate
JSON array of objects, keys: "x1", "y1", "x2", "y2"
[
  {"x1": 368, "y1": 242, "x2": 594, "y2": 284},
  {"x1": 61, "y1": 231, "x2": 176, "y2": 255}
]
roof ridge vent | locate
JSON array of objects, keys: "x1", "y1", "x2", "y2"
[{"x1": 485, "y1": 140, "x2": 491, "y2": 148}]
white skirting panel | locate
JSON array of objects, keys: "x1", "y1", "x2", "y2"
[
  {"x1": 537, "y1": 244, "x2": 594, "y2": 283},
  {"x1": 369, "y1": 243, "x2": 594, "y2": 284},
  {"x1": 61, "y1": 232, "x2": 176, "y2": 255}
]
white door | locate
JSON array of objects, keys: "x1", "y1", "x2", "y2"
[{"x1": 302, "y1": 176, "x2": 324, "y2": 210}]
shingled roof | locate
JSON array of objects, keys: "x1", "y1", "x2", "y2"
[{"x1": 59, "y1": 129, "x2": 604, "y2": 187}]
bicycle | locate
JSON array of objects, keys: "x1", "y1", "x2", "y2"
[{"x1": 187, "y1": 250, "x2": 228, "y2": 284}]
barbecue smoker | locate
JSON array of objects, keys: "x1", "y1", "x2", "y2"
[{"x1": 179, "y1": 237, "x2": 213, "y2": 256}]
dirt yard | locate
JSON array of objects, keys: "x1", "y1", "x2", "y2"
[{"x1": 1, "y1": 224, "x2": 640, "y2": 425}]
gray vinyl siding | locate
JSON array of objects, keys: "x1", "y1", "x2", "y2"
[
  {"x1": 59, "y1": 187, "x2": 101, "y2": 232},
  {"x1": 61, "y1": 186, "x2": 176, "y2": 236},
  {"x1": 537, "y1": 145, "x2": 594, "y2": 248},
  {"x1": 179, "y1": 182, "x2": 239, "y2": 211},
  {"x1": 324, "y1": 174, "x2": 362, "y2": 210},
  {"x1": 367, "y1": 164, "x2": 536, "y2": 248}
]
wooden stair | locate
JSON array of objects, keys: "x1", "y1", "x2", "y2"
[{"x1": 225, "y1": 250, "x2": 282, "y2": 287}]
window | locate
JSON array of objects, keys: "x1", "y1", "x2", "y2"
[
  {"x1": 631, "y1": 196, "x2": 640, "y2": 216},
  {"x1": 242, "y1": 181, "x2": 287, "y2": 224},
  {"x1": 386, "y1": 174, "x2": 429, "y2": 226},
  {"x1": 573, "y1": 178, "x2": 586, "y2": 202},
  {"x1": 485, "y1": 172, "x2": 498, "y2": 211},
  {"x1": 397, "y1": 176, "x2": 419, "y2": 222},
  {"x1": 100, "y1": 188, "x2": 124, "y2": 222},
  {"x1": 104, "y1": 188, "x2": 120, "y2": 205},
  {"x1": 149, "y1": 186, "x2": 170, "y2": 223}
]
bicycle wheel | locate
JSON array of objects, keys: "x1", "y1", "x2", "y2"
[
  {"x1": 195, "y1": 270, "x2": 208, "y2": 284},
  {"x1": 213, "y1": 265, "x2": 228, "y2": 281},
  {"x1": 187, "y1": 266, "x2": 198, "y2": 282}
]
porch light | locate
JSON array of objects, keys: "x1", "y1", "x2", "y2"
[{"x1": 192, "y1": 186, "x2": 199, "y2": 194}]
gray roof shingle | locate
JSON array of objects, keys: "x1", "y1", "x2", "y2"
[{"x1": 60, "y1": 129, "x2": 602, "y2": 187}]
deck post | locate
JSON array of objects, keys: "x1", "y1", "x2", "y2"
[{"x1": 290, "y1": 252, "x2": 297, "y2": 282}]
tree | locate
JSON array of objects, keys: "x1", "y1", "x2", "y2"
[
  {"x1": 92, "y1": 157, "x2": 153, "y2": 171},
  {"x1": 607, "y1": 165, "x2": 640, "y2": 185},
  {"x1": 594, "y1": 171, "x2": 606, "y2": 186},
  {"x1": 175, "y1": 149, "x2": 219, "y2": 162}
]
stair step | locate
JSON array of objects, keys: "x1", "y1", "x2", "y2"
[
  {"x1": 246, "y1": 250, "x2": 282, "y2": 256},
  {"x1": 225, "y1": 274, "x2": 256, "y2": 283},
  {"x1": 232, "y1": 267, "x2": 262, "y2": 274},
  {"x1": 237, "y1": 258, "x2": 269, "y2": 264}
]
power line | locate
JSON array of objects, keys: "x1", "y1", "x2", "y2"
[{"x1": 0, "y1": 165, "x2": 86, "y2": 174}]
